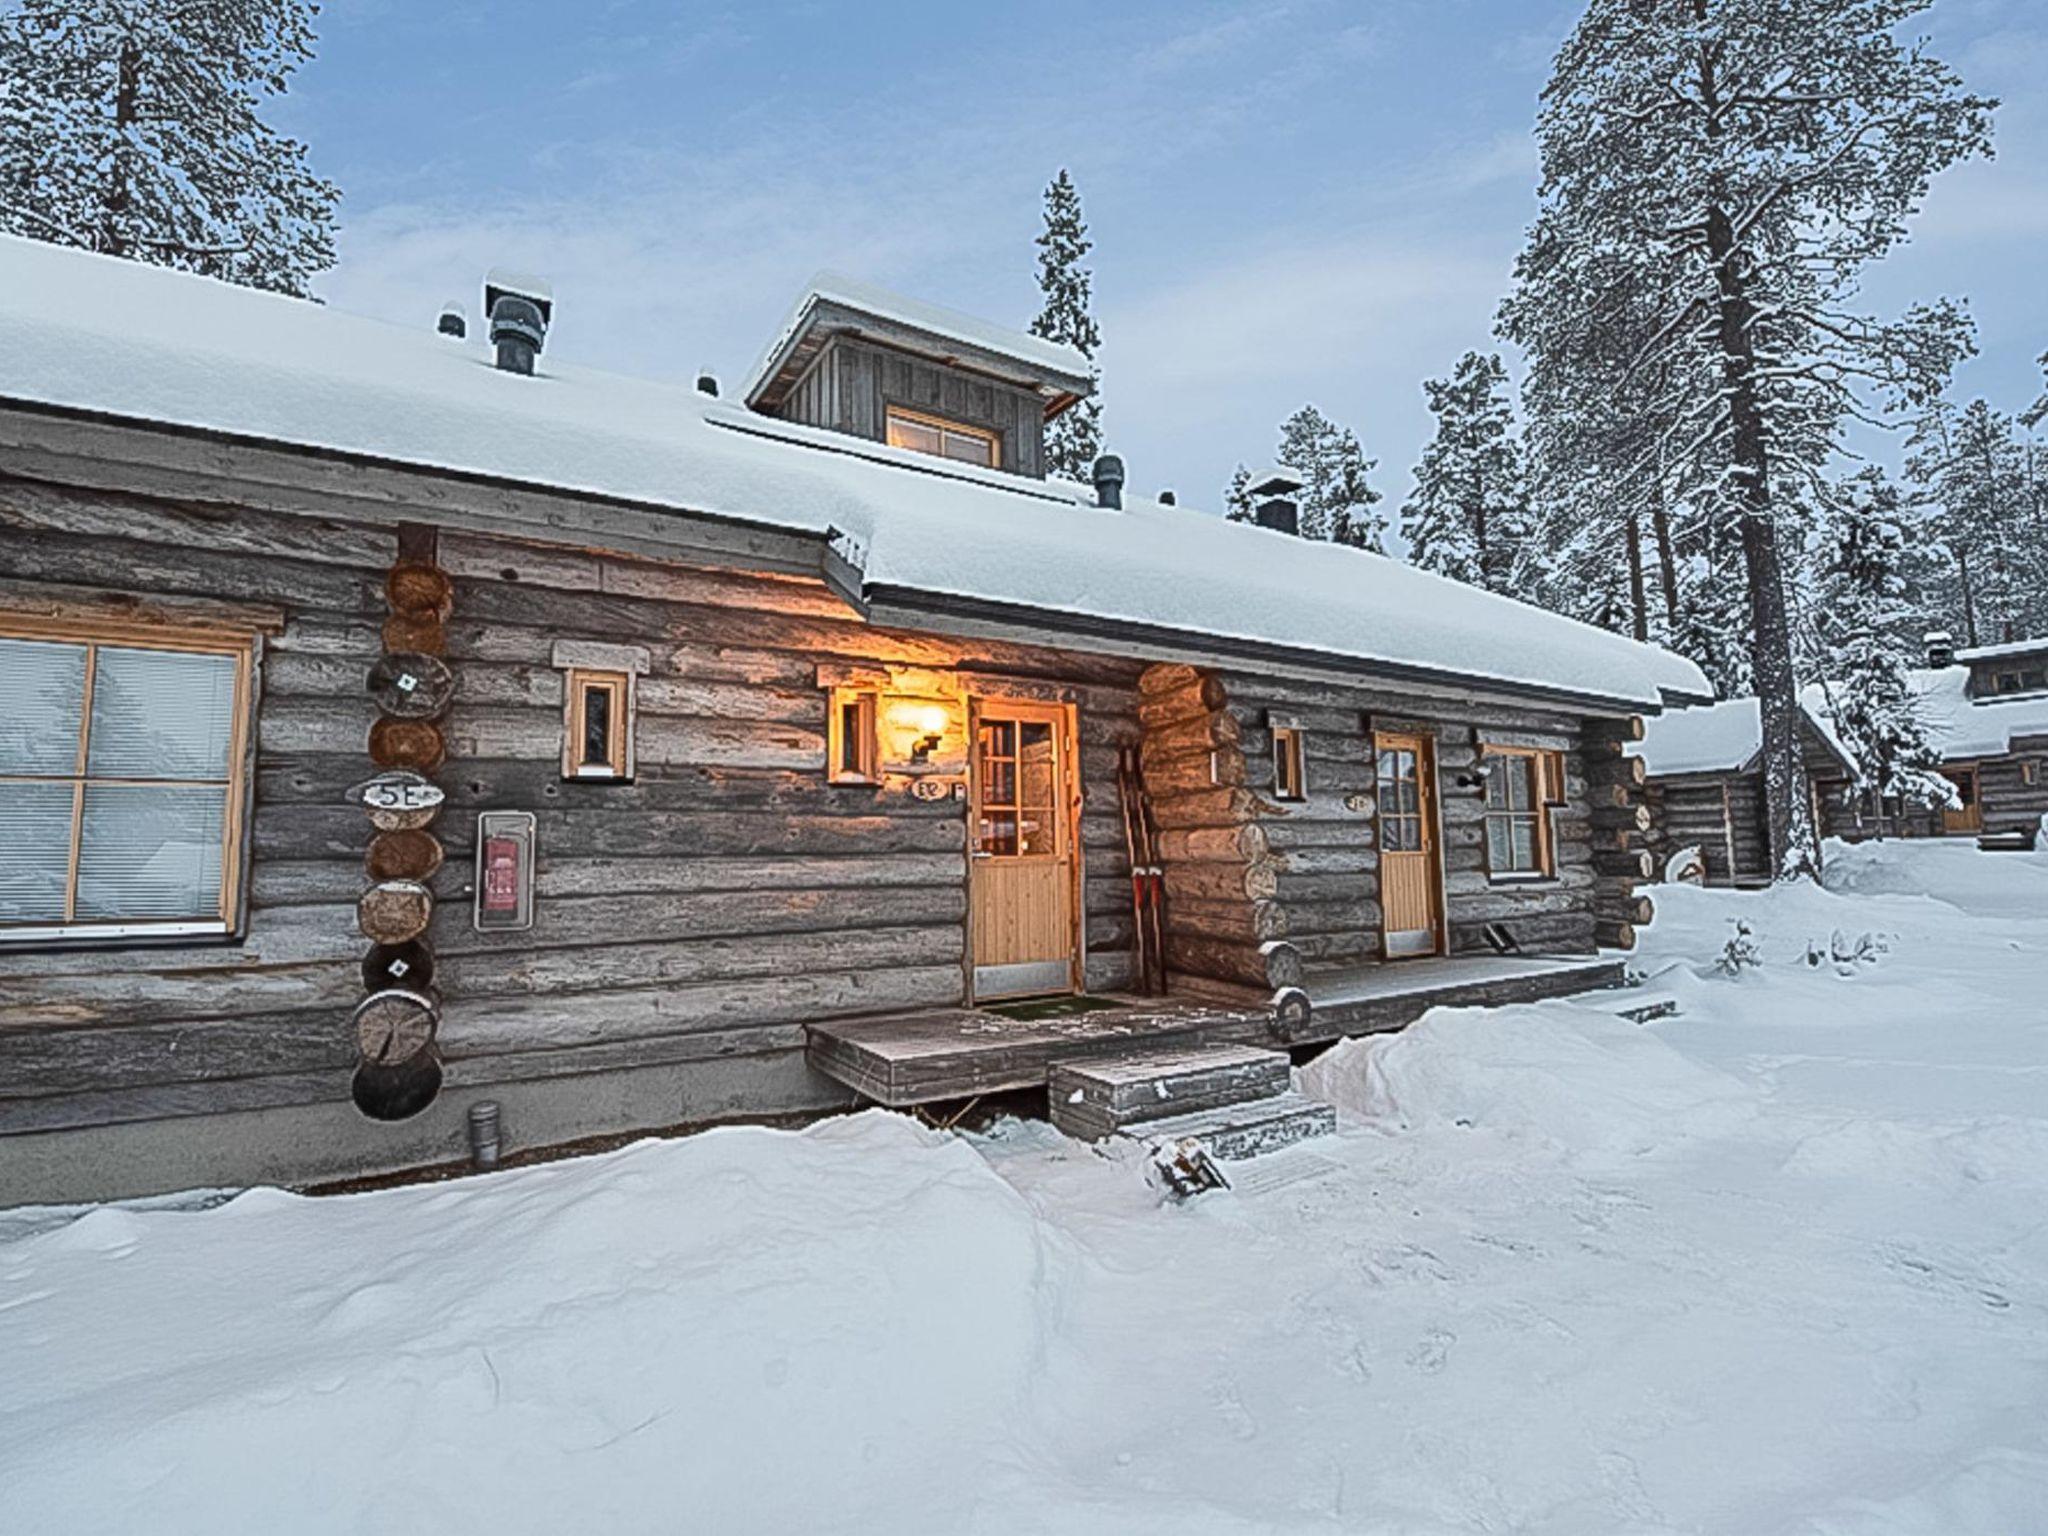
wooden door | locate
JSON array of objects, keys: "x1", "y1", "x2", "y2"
[
  {"x1": 1941, "y1": 766, "x2": 1981, "y2": 835},
  {"x1": 970, "y1": 700, "x2": 1079, "y2": 999},
  {"x1": 1375, "y1": 732, "x2": 1443, "y2": 959}
]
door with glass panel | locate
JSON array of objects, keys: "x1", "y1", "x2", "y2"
[
  {"x1": 1374, "y1": 731, "x2": 1442, "y2": 959},
  {"x1": 0, "y1": 626, "x2": 249, "y2": 942},
  {"x1": 969, "y1": 699, "x2": 1078, "y2": 999}
]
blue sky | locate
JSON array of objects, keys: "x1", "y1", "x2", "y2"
[{"x1": 286, "y1": 0, "x2": 2048, "y2": 514}]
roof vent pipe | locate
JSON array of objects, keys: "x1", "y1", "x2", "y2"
[
  {"x1": 468, "y1": 1100, "x2": 502, "y2": 1170},
  {"x1": 1091, "y1": 453, "x2": 1125, "y2": 510},
  {"x1": 1158, "y1": 489, "x2": 1176, "y2": 506},
  {"x1": 483, "y1": 269, "x2": 553, "y2": 377},
  {"x1": 1924, "y1": 629, "x2": 1956, "y2": 669},
  {"x1": 437, "y1": 302, "x2": 466, "y2": 339},
  {"x1": 695, "y1": 367, "x2": 720, "y2": 398}
]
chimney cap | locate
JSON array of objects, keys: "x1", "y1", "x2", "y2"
[
  {"x1": 1091, "y1": 452, "x2": 1126, "y2": 510},
  {"x1": 1247, "y1": 464, "x2": 1305, "y2": 498},
  {"x1": 695, "y1": 366, "x2": 720, "y2": 398},
  {"x1": 483, "y1": 267, "x2": 554, "y2": 328},
  {"x1": 1157, "y1": 489, "x2": 1176, "y2": 506},
  {"x1": 436, "y1": 301, "x2": 467, "y2": 339}
]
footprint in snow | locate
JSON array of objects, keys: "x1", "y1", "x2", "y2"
[{"x1": 1406, "y1": 1327, "x2": 1454, "y2": 1374}]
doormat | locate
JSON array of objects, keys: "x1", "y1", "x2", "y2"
[{"x1": 981, "y1": 994, "x2": 1128, "y2": 1022}]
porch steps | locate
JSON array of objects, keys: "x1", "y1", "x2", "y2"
[
  {"x1": 1048, "y1": 1043, "x2": 1291, "y2": 1141},
  {"x1": 1048, "y1": 1043, "x2": 1336, "y2": 1161},
  {"x1": 1125, "y1": 1090, "x2": 1338, "y2": 1162}
]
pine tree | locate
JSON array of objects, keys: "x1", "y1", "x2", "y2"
[
  {"x1": 1907, "y1": 398, "x2": 2045, "y2": 645},
  {"x1": 1276, "y1": 405, "x2": 1383, "y2": 550},
  {"x1": 1223, "y1": 463, "x2": 1254, "y2": 524},
  {"x1": 1812, "y1": 470, "x2": 1943, "y2": 830},
  {"x1": 0, "y1": 0, "x2": 340, "y2": 297},
  {"x1": 1500, "y1": 0, "x2": 1992, "y2": 881},
  {"x1": 1029, "y1": 169, "x2": 1102, "y2": 480},
  {"x1": 1403, "y1": 351, "x2": 1532, "y2": 594}
]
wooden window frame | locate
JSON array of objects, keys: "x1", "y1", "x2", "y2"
[
  {"x1": 0, "y1": 615, "x2": 255, "y2": 945},
  {"x1": 1271, "y1": 725, "x2": 1306, "y2": 801},
  {"x1": 827, "y1": 687, "x2": 879, "y2": 784},
  {"x1": 884, "y1": 405, "x2": 1000, "y2": 469},
  {"x1": 1481, "y1": 744, "x2": 1563, "y2": 882},
  {"x1": 562, "y1": 667, "x2": 634, "y2": 781}
]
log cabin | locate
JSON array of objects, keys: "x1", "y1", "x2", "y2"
[
  {"x1": 1631, "y1": 698, "x2": 1856, "y2": 885},
  {"x1": 1801, "y1": 634, "x2": 2048, "y2": 848},
  {"x1": 0, "y1": 237, "x2": 1712, "y2": 1203}
]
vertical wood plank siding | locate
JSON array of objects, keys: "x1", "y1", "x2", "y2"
[
  {"x1": 782, "y1": 337, "x2": 1048, "y2": 478},
  {"x1": 0, "y1": 473, "x2": 1141, "y2": 1133}
]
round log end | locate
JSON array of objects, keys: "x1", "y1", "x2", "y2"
[
  {"x1": 1259, "y1": 938, "x2": 1305, "y2": 991},
  {"x1": 362, "y1": 939, "x2": 435, "y2": 993},
  {"x1": 366, "y1": 827, "x2": 445, "y2": 882},
  {"x1": 381, "y1": 613, "x2": 447, "y2": 657},
  {"x1": 358, "y1": 879, "x2": 434, "y2": 944},
  {"x1": 352, "y1": 1049, "x2": 444, "y2": 1122},
  {"x1": 1597, "y1": 920, "x2": 1637, "y2": 951},
  {"x1": 367, "y1": 652, "x2": 456, "y2": 720},
  {"x1": 368, "y1": 717, "x2": 447, "y2": 774},
  {"x1": 352, "y1": 988, "x2": 440, "y2": 1066},
  {"x1": 386, "y1": 561, "x2": 454, "y2": 618},
  {"x1": 1269, "y1": 985, "x2": 1313, "y2": 1041}
]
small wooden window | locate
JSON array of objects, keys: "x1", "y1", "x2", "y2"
[
  {"x1": 1481, "y1": 745, "x2": 1563, "y2": 879},
  {"x1": 828, "y1": 688, "x2": 878, "y2": 783},
  {"x1": 1, "y1": 619, "x2": 254, "y2": 942},
  {"x1": 564, "y1": 668, "x2": 632, "y2": 780},
  {"x1": 1272, "y1": 726, "x2": 1306, "y2": 801},
  {"x1": 885, "y1": 406, "x2": 999, "y2": 468},
  {"x1": 2022, "y1": 760, "x2": 2039, "y2": 787}
]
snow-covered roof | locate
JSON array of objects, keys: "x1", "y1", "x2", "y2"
[
  {"x1": 742, "y1": 270, "x2": 1090, "y2": 404},
  {"x1": 1802, "y1": 668, "x2": 2048, "y2": 765},
  {"x1": 1630, "y1": 696, "x2": 1850, "y2": 778},
  {"x1": 0, "y1": 236, "x2": 1710, "y2": 710},
  {"x1": 1953, "y1": 637, "x2": 2048, "y2": 665}
]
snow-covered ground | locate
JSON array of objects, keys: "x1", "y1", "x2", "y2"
[{"x1": 4, "y1": 841, "x2": 2045, "y2": 1534}]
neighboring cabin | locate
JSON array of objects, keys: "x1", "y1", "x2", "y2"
[
  {"x1": 1632, "y1": 698, "x2": 1856, "y2": 886},
  {"x1": 0, "y1": 236, "x2": 1709, "y2": 1204}
]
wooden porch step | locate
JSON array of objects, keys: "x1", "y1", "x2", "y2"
[
  {"x1": 1124, "y1": 1090, "x2": 1338, "y2": 1162},
  {"x1": 1048, "y1": 1044, "x2": 1291, "y2": 1142}
]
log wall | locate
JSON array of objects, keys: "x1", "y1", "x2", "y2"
[{"x1": 0, "y1": 472, "x2": 1143, "y2": 1137}]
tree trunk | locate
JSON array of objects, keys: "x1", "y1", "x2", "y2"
[
  {"x1": 1956, "y1": 545, "x2": 1978, "y2": 648},
  {"x1": 1652, "y1": 493, "x2": 1682, "y2": 628},
  {"x1": 1624, "y1": 510, "x2": 1649, "y2": 641},
  {"x1": 98, "y1": 38, "x2": 143, "y2": 258}
]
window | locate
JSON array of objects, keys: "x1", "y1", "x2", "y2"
[
  {"x1": 1482, "y1": 745, "x2": 1563, "y2": 879},
  {"x1": 976, "y1": 716, "x2": 1059, "y2": 857},
  {"x1": 1990, "y1": 666, "x2": 2047, "y2": 695},
  {"x1": 563, "y1": 668, "x2": 632, "y2": 780},
  {"x1": 2022, "y1": 760, "x2": 2039, "y2": 787},
  {"x1": 0, "y1": 622, "x2": 252, "y2": 941},
  {"x1": 828, "y1": 688, "x2": 879, "y2": 783},
  {"x1": 885, "y1": 406, "x2": 999, "y2": 468},
  {"x1": 1272, "y1": 725, "x2": 1306, "y2": 801}
]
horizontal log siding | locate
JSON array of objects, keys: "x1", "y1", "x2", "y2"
[{"x1": 0, "y1": 477, "x2": 1143, "y2": 1134}]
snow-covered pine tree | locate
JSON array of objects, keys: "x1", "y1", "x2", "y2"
[
  {"x1": 1907, "y1": 398, "x2": 2044, "y2": 646},
  {"x1": 1403, "y1": 351, "x2": 1532, "y2": 595},
  {"x1": 1029, "y1": 169, "x2": 1102, "y2": 480},
  {"x1": 1812, "y1": 469, "x2": 1943, "y2": 832},
  {"x1": 1276, "y1": 405, "x2": 1384, "y2": 550},
  {"x1": 1223, "y1": 463, "x2": 1254, "y2": 524},
  {"x1": 1501, "y1": 0, "x2": 1991, "y2": 881},
  {"x1": 0, "y1": 0, "x2": 340, "y2": 297}
]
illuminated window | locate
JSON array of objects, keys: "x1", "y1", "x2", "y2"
[
  {"x1": 828, "y1": 688, "x2": 878, "y2": 783},
  {"x1": 1, "y1": 620, "x2": 253, "y2": 942},
  {"x1": 564, "y1": 668, "x2": 632, "y2": 780},
  {"x1": 885, "y1": 406, "x2": 999, "y2": 468},
  {"x1": 1272, "y1": 725, "x2": 1306, "y2": 801},
  {"x1": 1482, "y1": 745, "x2": 1563, "y2": 879}
]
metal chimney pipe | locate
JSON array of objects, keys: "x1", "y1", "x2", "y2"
[
  {"x1": 467, "y1": 1100, "x2": 502, "y2": 1169},
  {"x1": 1091, "y1": 453, "x2": 1125, "y2": 510},
  {"x1": 488, "y1": 295, "x2": 545, "y2": 375},
  {"x1": 1924, "y1": 630, "x2": 1956, "y2": 668},
  {"x1": 437, "y1": 302, "x2": 467, "y2": 339},
  {"x1": 695, "y1": 366, "x2": 720, "y2": 398}
]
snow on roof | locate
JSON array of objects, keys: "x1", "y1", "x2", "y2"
[
  {"x1": 742, "y1": 270, "x2": 1089, "y2": 403},
  {"x1": 1802, "y1": 668, "x2": 2048, "y2": 765},
  {"x1": 1953, "y1": 637, "x2": 2048, "y2": 664},
  {"x1": 1631, "y1": 696, "x2": 1850, "y2": 777},
  {"x1": 0, "y1": 236, "x2": 1710, "y2": 709}
]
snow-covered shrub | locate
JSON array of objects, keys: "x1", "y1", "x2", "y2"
[{"x1": 1715, "y1": 918, "x2": 1763, "y2": 976}]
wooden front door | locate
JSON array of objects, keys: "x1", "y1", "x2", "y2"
[
  {"x1": 969, "y1": 700, "x2": 1079, "y2": 999},
  {"x1": 1941, "y1": 766, "x2": 1982, "y2": 835},
  {"x1": 1375, "y1": 731, "x2": 1443, "y2": 959}
]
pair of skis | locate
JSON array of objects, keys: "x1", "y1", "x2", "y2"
[{"x1": 1117, "y1": 743, "x2": 1167, "y2": 995}]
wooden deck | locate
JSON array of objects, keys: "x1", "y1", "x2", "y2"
[{"x1": 806, "y1": 953, "x2": 1627, "y2": 1107}]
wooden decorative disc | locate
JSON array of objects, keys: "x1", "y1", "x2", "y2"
[
  {"x1": 367, "y1": 652, "x2": 455, "y2": 720},
  {"x1": 366, "y1": 828, "x2": 444, "y2": 882},
  {"x1": 358, "y1": 879, "x2": 433, "y2": 943},
  {"x1": 386, "y1": 561, "x2": 454, "y2": 619},
  {"x1": 351, "y1": 1049, "x2": 443, "y2": 1123},
  {"x1": 381, "y1": 613, "x2": 446, "y2": 656},
  {"x1": 353, "y1": 988, "x2": 440, "y2": 1066},
  {"x1": 362, "y1": 939, "x2": 435, "y2": 993},
  {"x1": 368, "y1": 717, "x2": 446, "y2": 773},
  {"x1": 347, "y1": 770, "x2": 445, "y2": 832}
]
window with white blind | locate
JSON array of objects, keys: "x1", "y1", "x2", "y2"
[{"x1": 0, "y1": 623, "x2": 253, "y2": 942}]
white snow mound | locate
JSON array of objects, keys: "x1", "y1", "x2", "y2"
[{"x1": 1301, "y1": 1001, "x2": 1755, "y2": 1159}]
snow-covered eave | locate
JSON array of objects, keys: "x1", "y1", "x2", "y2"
[{"x1": 863, "y1": 582, "x2": 1679, "y2": 716}]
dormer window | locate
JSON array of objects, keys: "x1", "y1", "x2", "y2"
[{"x1": 885, "y1": 407, "x2": 998, "y2": 468}]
